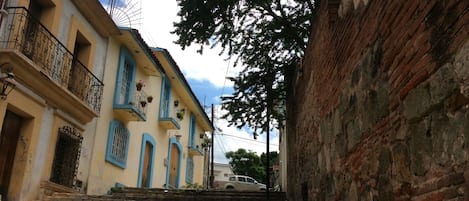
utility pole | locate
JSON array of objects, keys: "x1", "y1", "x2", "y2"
[
  {"x1": 266, "y1": 69, "x2": 272, "y2": 200},
  {"x1": 206, "y1": 143, "x2": 210, "y2": 189},
  {"x1": 210, "y1": 104, "x2": 215, "y2": 188}
]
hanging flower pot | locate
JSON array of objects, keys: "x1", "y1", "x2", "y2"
[
  {"x1": 176, "y1": 108, "x2": 185, "y2": 120},
  {"x1": 147, "y1": 96, "x2": 153, "y2": 103},
  {"x1": 140, "y1": 101, "x2": 147, "y2": 107},
  {"x1": 136, "y1": 80, "x2": 145, "y2": 91}
]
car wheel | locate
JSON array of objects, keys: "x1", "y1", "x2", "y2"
[{"x1": 226, "y1": 186, "x2": 234, "y2": 190}]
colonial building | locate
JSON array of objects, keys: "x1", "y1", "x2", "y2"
[
  {"x1": 152, "y1": 47, "x2": 213, "y2": 189},
  {"x1": 0, "y1": 0, "x2": 119, "y2": 200},
  {"x1": 87, "y1": 28, "x2": 213, "y2": 194},
  {"x1": 0, "y1": 0, "x2": 212, "y2": 200}
]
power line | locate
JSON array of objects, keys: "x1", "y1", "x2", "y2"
[{"x1": 215, "y1": 133, "x2": 279, "y2": 147}]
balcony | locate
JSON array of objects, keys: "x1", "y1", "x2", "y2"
[
  {"x1": 0, "y1": 7, "x2": 103, "y2": 124},
  {"x1": 158, "y1": 107, "x2": 181, "y2": 130},
  {"x1": 113, "y1": 90, "x2": 149, "y2": 122},
  {"x1": 188, "y1": 145, "x2": 203, "y2": 156}
]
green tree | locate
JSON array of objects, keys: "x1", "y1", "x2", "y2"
[
  {"x1": 173, "y1": 0, "x2": 317, "y2": 138},
  {"x1": 225, "y1": 149, "x2": 280, "y2": 183},
  {"x1": 261, "y1": 151, "x2": 279, "y2": 168},
  {"x1": 225, "y1": 148, "x2": 265, "y2": 183}
]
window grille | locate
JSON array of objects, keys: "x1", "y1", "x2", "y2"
[
  {"x1": 105, "y1": 120, "x2": 129, "y2": 168},
  {"x1": 50, "y1": 126, "x2": 82, "y2": 189},
  {"x1": 188, "y1": 114, "x2": 196, "y2": 147},
  {"x1": 160, "y1": 77, "x2": 171, "y2": 118},
  {"x1": 114, "y1": 48, "x2": 136, "y2": 107},
  {"x1": 119, "y1": 60, "x2": 131, "y2": 104}
]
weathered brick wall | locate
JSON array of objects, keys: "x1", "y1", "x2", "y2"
[{"x1": 287, "y1": 0, "x2": 468, "y2": 200}]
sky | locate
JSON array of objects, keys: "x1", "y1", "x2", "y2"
[{"x1": 101, "y1": 0, "x2": 280, "y2": 164}]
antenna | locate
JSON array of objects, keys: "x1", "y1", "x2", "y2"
[{"x1": 102, "y1": 0, "x2": 142, "y2": 28}]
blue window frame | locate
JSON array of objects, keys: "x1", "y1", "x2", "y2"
[
  {"x1": 188, "y1": 113, "x2": 196, "y2": 148},
  {"x1": 137, "y1": 133, "x2": 156, "y2": 188},
  {"x1": 159, "y1": 76, "x2": 171, "y2": 118},
  {"x1": 105, "y1": 120, "x2": 130, "y2": 168},
  {"x1": 114, "y1": 47, "x2": 137, "y2": 106},
  {"x1": 185, "y1": 157, "x2": 194, "y2": 184}
]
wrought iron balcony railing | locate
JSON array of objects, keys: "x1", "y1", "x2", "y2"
[
  {"x1": 0, "y1": 7, "x2": 103, "y2": 112},
  {"x1": 132, "y1": 90, "x2": 148, "y2": 118}
]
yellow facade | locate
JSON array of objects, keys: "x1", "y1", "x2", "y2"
[{"x1": 87, "y1": 28, "x2": 213, "y2": 194}]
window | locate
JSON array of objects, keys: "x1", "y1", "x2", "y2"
[
  {"x1": 185, "y1": 157, "x2": 194, "y2": 184},
  {"x1": 68, "y1": 31, "x2": 92, "y2": 100},
  {"x1": 50, "y1": 126, "x2": 82, "y2": 188},
  {"x1": 188, "y1": 113, "x2": 196, "y2": 147},
  {"x1": 28, "y1": 0, "x2": 59, "y2": 32},
  {"x1": 105, "y1": 120, "x2": 130, "y2": 168},
  {"x1": 114, "y1": 47, "x2": 136, "y2": 106},
  {"x1": 159, "y1": 76, "x2": 171, "y2": 118},
  {"x1": 238, "y1": 177, "x2": 246, "y2": 182},
  {"x1": 246, "y1": 178, "x2": 255, "y2": 184},
  {"x1": 229, "y1": 177, "x2": 236, "y2": 181}
]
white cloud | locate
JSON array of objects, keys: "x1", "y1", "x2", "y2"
[{"x1": 139, "y1": 0, "x2": 239, "y2": 88}]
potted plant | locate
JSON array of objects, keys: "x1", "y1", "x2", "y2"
[
  {"x1": 140, "y1": 101, "x2": 147, "y2": 107},
  {"x1": 136, "y1": 80, "x2": 145, "y2": 91},
  {"x1": 201, "y1": 138, "x2": 210, "y2": 148},
  {"x1": 176, "y1": 108, "x2": 185, "y2": 120},
  {"x1": 199, "y1": 133, "x2": 205, "y2": 139},
  {"x1": 147, "y1": 95, "x2": 153, "y2": 103}
]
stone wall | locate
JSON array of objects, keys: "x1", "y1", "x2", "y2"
[{"x1": 287, "y1": 0, "x2": 468, "y2": 200}]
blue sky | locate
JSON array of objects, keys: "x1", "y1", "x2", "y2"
[
  {"x1": 100, "y1": 0, "x2": 280, "y2": 164},
  {"x1": 186, "y1": 79, "x2": 233, "y2": 107}
]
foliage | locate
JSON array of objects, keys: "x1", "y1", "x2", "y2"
[
  {"x1": 225, "y1": 148, "x2": 265, "y2": 183},
  {"x1": 182, "y1": 182, "x2": 204, "y2": 190},
  {"x1": 173, "y1": 0, "x2": 317, "y2": 138},
  {"x1": 260, "y1": 151, "x2": 279, "y2": 168},
  {"x1": 225, "y1": 148, "x2": 279, "y2": 183}
]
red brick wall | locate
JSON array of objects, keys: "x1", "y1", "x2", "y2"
[{"x1": 287, "y1": 0, "x2": 468, "y2": 200}]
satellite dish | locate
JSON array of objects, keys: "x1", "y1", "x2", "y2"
[{"x1": 102, "y1": 0, "x2": 142, "y2": 28}]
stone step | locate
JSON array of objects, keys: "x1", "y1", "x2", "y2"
[{"x1": 47, "y1": 188, "x2": 287, "y2": 201}]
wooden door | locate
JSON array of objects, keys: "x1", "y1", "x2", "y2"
[
  {"x1": 169, "y1": 144, "x2": 179, "y2": 187},
  {"x1": 0, "y1": 111, "x2": 23, "y2": 199},
  {"x1": 141, "y1": 142, "x2": 152, "y2": 187}
]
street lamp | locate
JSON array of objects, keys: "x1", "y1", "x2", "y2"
[{"x1": 0, "y1": 63, "x2": 17, "y2": 100}]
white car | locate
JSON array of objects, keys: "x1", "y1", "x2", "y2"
[{"x1": 215, "y1": 175, "x2": 266, "y2": 191}]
